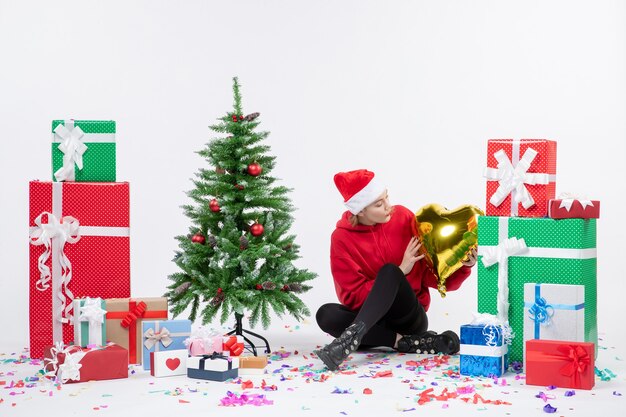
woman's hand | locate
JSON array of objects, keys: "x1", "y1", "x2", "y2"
[
  {"x1": 399, "y1": 236, "x2": 425, "y2": 275},
  {"x1": 461, "y1": 247, "x2": 478, "y2": 267}
]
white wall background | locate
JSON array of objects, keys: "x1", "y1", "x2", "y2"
[{"x1": 1, "y1": 0, "x2": 624, "y2": 352}]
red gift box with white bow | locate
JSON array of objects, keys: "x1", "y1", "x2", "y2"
[
  {"x1": 43, "y1": 343, "x2": 128, "y2": 383},
  {"x1": 29, "y1": 181, "x2": 131, "y2": 359},
  {"x1": 483, "y1": 139, "x2": 557, "y2": 217},
  {"x1": 525, "y1": 339, "x2": 595, "y2": 390},
  {"x1": 548, "y1": 195, "x2": 600, "y2": 219}
]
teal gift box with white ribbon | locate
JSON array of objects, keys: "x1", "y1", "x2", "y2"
[
  {"x1": 73, "y1": 298, "x2": 107, "y2": 347},
  {"x1": 51, "y1": 120, "x2": 116, "y2": 182},
  {"x1": 141, "y1": 319, "x2": 191, "y2": 370},
  {"x1": 477, "y1": 216, "x2": 597, "y2": 363},
  {"x1": 523, "y1": 283, "x2": 585, "y2": 360}
]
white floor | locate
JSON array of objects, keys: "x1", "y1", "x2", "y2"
[{"x1": 1, "y1": 323, "x2": 624, "y2": 417}]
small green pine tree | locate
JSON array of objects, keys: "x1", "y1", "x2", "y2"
[{"x1": 166, "y1": 77, "x2": 316, "y2": 329}]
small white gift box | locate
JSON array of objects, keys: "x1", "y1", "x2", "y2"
[{"x1": 150, "y1": 349, "x2": 187, "y2": 377}]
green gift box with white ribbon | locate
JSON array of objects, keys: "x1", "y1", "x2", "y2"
[
  {"x1": 51, "y1": 120, "x2": 116, "y2": 182},
  {"x1": 73, "y1": 298, "x2": 107, "y2": 347},
  {"x1": 477, "y1": 216, "x2": 597, "y2": 363}
]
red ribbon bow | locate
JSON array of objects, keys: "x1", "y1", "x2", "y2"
[
  {"x1": 223, "y1": 336, "x2": 244, "y2": 356},
  {"x1": 557, "y1": 344, "x2": 590, "y2": 378},
  {"x1": 120, "y1": 301, "x2": 147, "y2": 328}
]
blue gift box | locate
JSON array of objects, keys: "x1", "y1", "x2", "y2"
[
  {"x1": 142, "y1": 319, "x2": 192, "y2": 370},
  {"x1": 460, "y1": 324, "x2": 509, "y2": 377}
]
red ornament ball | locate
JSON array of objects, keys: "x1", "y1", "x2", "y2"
[
  {"x1": 250, "y1": 222, "x2": 264, "y2": 237},
  {"x1": 247, "y1": 162, "x2": 262, "y2": 177},
  {"x1": 209, "y1": 199, "x2": 221, "y2": 212},
  {"x1": 235, "y1": 184, "x2": 245, "y2": 190},
  {"x1": 231, "y1": 115, "x2": 238, "y2": 122},
  {"x1": 255, "y1": 284, "x2": 263, "y2": 290},
  {"x1": 191, "y1": 233, "x2": 206, "y2": 245}
]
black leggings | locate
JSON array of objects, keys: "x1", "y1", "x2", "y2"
[{"x1": 316, "y1": 263, "x2": 428, "y2": 349}]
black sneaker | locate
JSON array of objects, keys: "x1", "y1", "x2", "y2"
[
  {"x1": 396, "y1": 330, "x2": 460, "y2": 355},
  {"x1": 314, "y1": 321, "x2": 366, "y2": 371}
]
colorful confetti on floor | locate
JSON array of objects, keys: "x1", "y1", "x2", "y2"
[{"x1": 1, "y1": 327, "x2": 624, "y2": 416}]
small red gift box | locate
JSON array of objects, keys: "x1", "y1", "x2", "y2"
[
  {"x1": 548, "y1": 197, "x2": 600, "y2": 219},
  {"x1": 223, "y1": 335, "x2": 244, "y2": 356},
  {"x1": 525, "y1": 339, "x2": 595, "y2": 390},
  {"x1": 29, "y1": 181, "x2": 131, "y2": 359},
  {"x1": 43, "y1": 343, "x2": 128, "y2": 383},
  {"x1": 483, "y1": 139, "x2": 557, "y2": 217}
]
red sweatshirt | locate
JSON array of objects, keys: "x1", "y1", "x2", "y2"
[{"x1": 330, "y1": 205, "x2": 471, "y2": 311}]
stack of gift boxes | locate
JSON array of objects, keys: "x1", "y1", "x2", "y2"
[
  {"x1": 31, "y1": 120, "x2": 267, "y2": 383},
  {"x1": 459, "y1": 139, "x2": 600, "y2": 390}
]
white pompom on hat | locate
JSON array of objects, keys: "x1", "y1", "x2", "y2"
[{"x1": 334, "y1": 169, "x2": 386, "y2": 214}]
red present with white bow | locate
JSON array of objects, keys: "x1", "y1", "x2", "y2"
[
  {"x1": 43, "y1": 342, "x2": 128, "y2": 383},
  {"x1": 525, "y1": 339, "x2": 595, "y2": 390},
  {"x1": 150, "y1": 349, "x2": 188, "y2": 377},
  {"x1": 548, "y1": 194, "x2": 600, "y2": 219},
  {"x1": 223, "y1": 335, "x2": 245, "y2": 356},
  {"x1": 29, "y1": 181, "x2": 130, "y2": 359},
  {"x1": 483, "y1": 139, "x2": 557, "y2": 217}
]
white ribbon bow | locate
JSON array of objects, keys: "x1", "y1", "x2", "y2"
[
  {"x1": 44, "y1": 342, "x2": 85, "y2": 384},
  {"x1": 29, "y1": 212, "x2": 81, "y2": 323},
  {"x1": 483, "y1": 147, "x2": 550, "y2": 210},
  {"x1": 143, "y1": 327, "x2": 173, "y2": 350},
  {"x1": 481, "y1": 237, "x2": 528, "y2": 324},
  {"x1": 480, "y1": 237, "x2": 528, "y2": 268},
  {"x1": 54, "y1": 122, "x2": 88, "y2": 182},
  {"x1": 79, "y1": 298, "x2": 106, "y2": 326},
  {"x1": 558, "y1": 192, "x2": 595, "y2": 212}
]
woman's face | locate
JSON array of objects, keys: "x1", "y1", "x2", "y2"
[{"x1": 358, "y1": 190, "x2": 392, "y2": 225}]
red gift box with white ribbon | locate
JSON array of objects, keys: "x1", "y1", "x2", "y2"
[
  {"x1": 548, "y1": 194, "x2": 600, "y2": 219},
  {"x1": 525, "y1": 339, "x2": 595, "y2": 390},
  {"x1": 483, "y1": 139, "x2": 557, "y2": 217},
  {"x1": 29, "y1": 181, "x2": 130, "y2": 359},
  {"x1": 43, "y1": 342, "x2": 128, "y2": 383}
]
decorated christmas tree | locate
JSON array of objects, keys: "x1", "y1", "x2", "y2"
[{"x1": 166, "y1": 77, "x2": 315, "y2": 332}]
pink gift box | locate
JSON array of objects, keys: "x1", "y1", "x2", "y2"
[{"x1": 187, "y1": 336, "x2": 223, "y2": 356}]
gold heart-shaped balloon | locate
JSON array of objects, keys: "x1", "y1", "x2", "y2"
[{"x1": 413, "y1": 204, "x2": 484, "y2": 297}]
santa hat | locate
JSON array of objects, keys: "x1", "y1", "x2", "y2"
[{"x1": 334, "y1": 169, "x2": 386, "y2": 214}]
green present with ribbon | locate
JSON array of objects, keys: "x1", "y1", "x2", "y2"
[
  {"x1": 477, "y1": 216, "x2": 597, "y2": 363},
  {"x1": 51, "y1": 119, "x2": 116, "y2": 182},
  {"x1": 73, "y1": 297, "x2": 107, "y2": 347}
]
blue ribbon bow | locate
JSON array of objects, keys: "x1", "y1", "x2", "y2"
[{"x1": 528, "y1": 295, "x2": 555, "y2": 327}]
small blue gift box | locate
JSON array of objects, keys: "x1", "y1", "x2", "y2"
[
  {"x1": 187, "y1": 353, "x2": 239, "y2": 382},
  {"x1": 141, "y1": 319, "x2": 191, "y2": 370},
  {"x1": 460, "y1": 324, "x2": 509, "y2": 377}
]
